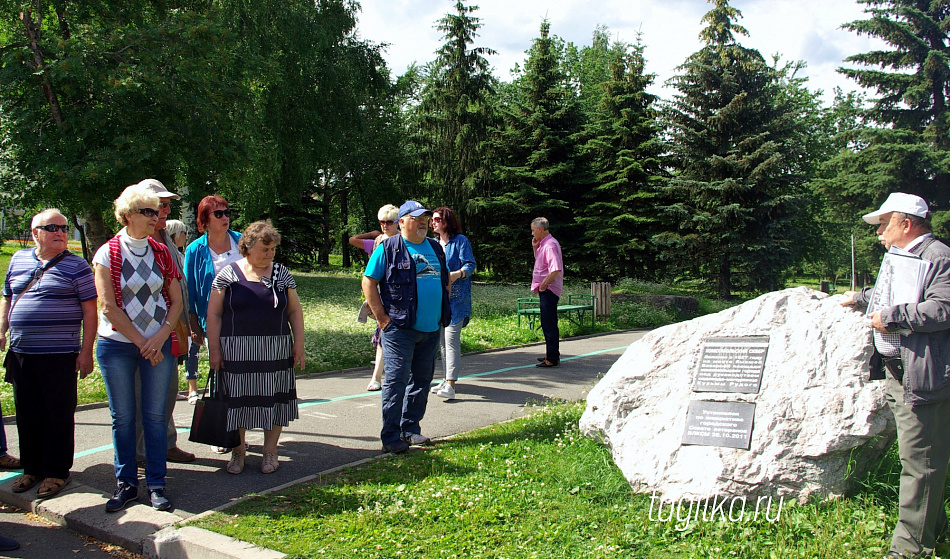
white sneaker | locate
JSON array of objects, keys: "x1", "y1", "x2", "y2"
[
  {"x1": 437, "y1": 383, "x2": 456, "y2": 400},
  {"x1": 430, "y1": 380, "x2": 446, "y2": 394}
]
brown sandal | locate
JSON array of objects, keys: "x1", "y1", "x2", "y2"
[
  {"x1": 11, "y1": 474, "x2": 39, "y2": 493},
  {"x1": 37, "y1": 476, "x2": 71, "y2": 498},
  {"x1": 0, "y1": 455, "x2": 21, "y2": 469}
]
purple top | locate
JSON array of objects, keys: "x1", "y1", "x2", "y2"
[{"x1": 362, "y1": 239, "x2": 375, "y2": 255}]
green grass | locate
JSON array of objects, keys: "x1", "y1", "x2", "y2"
[{"x1": 189, "y1": 400, "x2": 913, "y2": 559}]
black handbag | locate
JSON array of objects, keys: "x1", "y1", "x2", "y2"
[{"x1": 188, "y1": 369, "x2": 241, "y2": 448}]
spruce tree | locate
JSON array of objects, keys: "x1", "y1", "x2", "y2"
[
  {"x1": 577, "y1": 40, "x2": 667, "y2": 280},
  {"x1": 837, "y1": 0, "x2": 950, "y2": 209},
  {"x1": 414, "y1": 1, "x2": 497, "y2": 219},
  {"x1": 658, "y1": 0, "x2": 806, "y2": 297},
  {"x1": 471, "y1": 20, "x2": 584, "y2": 280}
]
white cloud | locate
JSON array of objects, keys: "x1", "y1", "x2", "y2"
[{"x1": 354, "y1": 0, "x2": 886, "y2": 102}]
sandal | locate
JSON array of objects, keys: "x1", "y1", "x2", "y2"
[
  {"x1": 0, "y1": 455, "x2": 21, "y2": 469},
  {"x1": 187, "y1": 392, "x2": 199, "y2": 405},
  {"x1": 11, "y1": 474, "x2": 40, "y2": 493},
  {"x1": 37, "y1": 476, "x2": 71, "y2": 498}
]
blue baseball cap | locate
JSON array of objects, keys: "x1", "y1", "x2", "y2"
[{"x1": 398, "y1": 200, "x2": 431, "y2": 219}]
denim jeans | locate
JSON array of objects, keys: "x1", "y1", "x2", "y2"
[
  {"x1": 97, "y1": 336, "x2": 175, "y2": 488},
  {"x1": 380, "y1": 324, "x2": 439, "y2": 444},
  {"x1": 539, "y1": 290, "x2": 560, "y2": 363}
]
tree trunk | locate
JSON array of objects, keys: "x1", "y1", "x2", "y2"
[
  {"x1": 319, "y1": 185, "x2": 331, "y2": 267},
  {"x1": 83, "y1": 210, "x2": 112, "y2": 258},
  {"x1": 718, "y1": 253, "x2": 732, "y2": 299},
  {"x1": 341, "y1": 186, "x2": 350, "y2": 268},
  {"x1": 20, "y1": 9, "x2": 65, "y2": 128}
]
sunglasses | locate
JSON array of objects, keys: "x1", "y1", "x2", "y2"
[
  {"x1": 432, "y1": 216, "x2": 443, "y2": 223},
  {"x1": 379, "y1": 220, "x2": 395, "y2": 226},
  {"x1": 410, "y1": 215, "x2": 431, "y2": 223},
  {"x1": 137, "y1": 208, "x2": 160, "y2": 218},
  {"x1": 213, "y1": 208, "x2": 232, "y2": 219},
  {"x1": 159, "y1": 201, "x2": 170, "y2": 209},
  {"x1": 34, "y1": 224, "x2": 69, "y2": 233}
]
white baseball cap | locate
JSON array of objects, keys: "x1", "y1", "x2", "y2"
[
  {"x1": 862, "y1": 192, "x2": 929, "y2": 224},
  {"x1": 137, "y1": 178, "x2": 180, "y2": 200}
]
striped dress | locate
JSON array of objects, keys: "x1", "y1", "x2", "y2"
[{"x1": 212, "y1": 262, "x2": 299, "y2": 431}]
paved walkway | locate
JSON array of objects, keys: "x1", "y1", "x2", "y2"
[{"x1": 0, "y1": 330, "x2": 645, "y2": 558}]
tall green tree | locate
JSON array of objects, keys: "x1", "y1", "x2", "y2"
[
  {"x1": 836, "y1": 0, "x2": 950, "y2": 211},
  {"x1": 657, "y1": 0, "x2": 807, "y2": 297},
  {"x1": 0, "y1": 0, "x2": 242, "y2": 255},
  {"x1": 576, "y1": 39, "x2": 667, "y2": 280},
  {"x1": 472, "y1": 20, "x2": 583, "y2": 280},
  {"x1": 215, "y1": 0, "x2": 393, "y2": 267},
  {"x1": 413, "y1": 1, "x2": 496, "y2": 219}
]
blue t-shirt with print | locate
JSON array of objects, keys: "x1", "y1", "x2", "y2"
[{"x1": 365, "y1": 237, "x2": 443, "y2": 332}]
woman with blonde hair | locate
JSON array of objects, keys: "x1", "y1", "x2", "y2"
[
  {"x1": 93, "y1": 184, "x2": 183, "y2": 512},
  {"x1": 348, "y1": 204, "x2": 398, "y2": 391}
]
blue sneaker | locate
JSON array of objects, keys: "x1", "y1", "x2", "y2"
[
  {"x1": 149, "y1": 488, "x2": 172, "y2": 511},
  {"x1": 0, "y1": 534, "x2": 19, "y2": 552},
  {"x1": 105, "y1": 482, "x2": 137, "y2": 513},
  {"x1": 383, "y1": 440, "x2": 410, "y2": 454}
]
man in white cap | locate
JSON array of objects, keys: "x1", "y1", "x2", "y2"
[
  {"x1": 134, "y1": 179, "x2": 195, "y2": 464},
  {"x1": 842, "y1": 192, "x2": 950, "y2": 558}
]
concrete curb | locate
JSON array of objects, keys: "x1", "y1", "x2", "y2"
[{"x1": 0, "y1": 478, "x2": 287, "y2": 559}]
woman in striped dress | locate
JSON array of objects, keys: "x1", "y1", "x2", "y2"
[{"x1": 205, "y1": 221, "x2": 305, "y2": 474}]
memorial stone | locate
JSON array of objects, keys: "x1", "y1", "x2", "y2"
[{"x1": 580, "y1": 287, "x2": 895, "y2": 502}]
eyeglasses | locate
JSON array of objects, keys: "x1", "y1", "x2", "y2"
[
  {"x1": 431, "y1": 217, "x2": 443, "y2": 223},
  {"x1": 137, "y1": 208, "x2": 160, "y2": 218},
  {"x1": 213, "y1": 209, "x2": 232, "y2": 219},
  {"x1": 34, "y1": 224, "x2": 69, "y2": 233},
  {"x1": 379, "y1": 220, "x2": 395, "y2": 226},
  {"x1": 410, "y1": 215, "x2": 431, "y2": 223}
]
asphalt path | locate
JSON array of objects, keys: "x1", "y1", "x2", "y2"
[{"x1": 0, "y1": 329, "x2": 645, "y2": 556}]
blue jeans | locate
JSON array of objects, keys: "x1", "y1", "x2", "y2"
[
  {"x1": 539, "y1": 290, "x2": 560, "y2": 363},
  {"x1": 97, "y1": 337, "x2": 175, "y2": 488},
  {"x1": 380, "y1": 324, "x2": 440, "y2": 445}
]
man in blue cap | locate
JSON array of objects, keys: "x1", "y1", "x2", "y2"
[{"x1": 362, "y1": 200, "x2": 451, "y2": 453}]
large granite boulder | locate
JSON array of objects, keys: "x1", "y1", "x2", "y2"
[{"x1": 579, "y1": 287, "x2": 895, "y2": 503}]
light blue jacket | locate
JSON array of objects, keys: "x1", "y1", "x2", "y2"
[
  {"x1": 442, "y1": 234, "x2": 476, "y2": 325},
  {"x1": 184, "y1": 229, "x2": 242, "y2": 331}
]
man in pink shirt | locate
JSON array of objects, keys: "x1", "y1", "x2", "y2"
[{"x1": 531, "y1": 217, "x2": 563, "y2": 367}]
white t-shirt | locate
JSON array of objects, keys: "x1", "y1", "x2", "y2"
[
  {"x1": 93, "y1": 233, "x2": 167, "y2": 343},
  {"x1": 210, "y1": 236, "x2": 242, "y2": 276}
]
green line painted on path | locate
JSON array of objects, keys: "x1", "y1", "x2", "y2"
[{"x1": 0, "y1": 344, "x2": 628, "y2": 481}]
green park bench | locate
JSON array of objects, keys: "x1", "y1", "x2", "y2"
[{"x1": 516, "y1": 293, "x2": 597, "y2": 330}]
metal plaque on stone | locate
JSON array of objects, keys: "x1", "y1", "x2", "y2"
[
  {"x1": 693, "y1": 336, "x2": 770, "y2": 394},
  {"x1": 681, "y1": 400, "x2": 756, "y2": 450}
]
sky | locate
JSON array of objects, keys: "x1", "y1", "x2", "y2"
[{"x1": 353, "y1": 0, "x2": 886, "y2": 103}]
